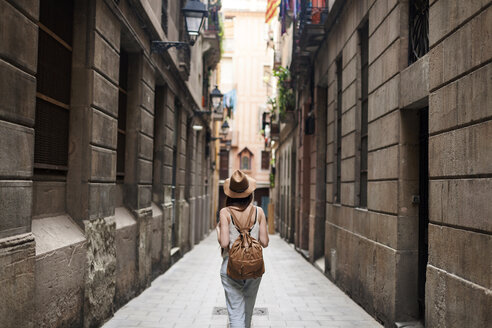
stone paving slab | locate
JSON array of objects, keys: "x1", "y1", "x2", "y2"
[{"x1": 102, "y1": 233, "x2": 382, "y2": 328}]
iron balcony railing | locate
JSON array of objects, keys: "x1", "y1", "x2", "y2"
[
  {"x1": 206, "y1": 0, "x2": 221, "y2": 32},
  {"x1": 297, "y1": 0, "x2": 329, "y2": 37}
]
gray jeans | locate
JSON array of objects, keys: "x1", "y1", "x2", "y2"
[{"x1": 220, "y1": 256, "x2": 262, "y2": 328}]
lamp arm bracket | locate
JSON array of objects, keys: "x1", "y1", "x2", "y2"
[
  {"x1": 151, "y1": 41, "x2": 190, "y2": 53},
  {"x1": 193, "y1": 110, "x2": 213, "y2": 116}
]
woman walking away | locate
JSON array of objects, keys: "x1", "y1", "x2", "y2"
[{"x1": 218, "y1": 170, "x2": 269, "y2": 328}]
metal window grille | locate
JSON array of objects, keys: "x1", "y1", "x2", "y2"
[
  {"x1": 409, "y1": 0, "x2": 429, "y2": 64},
  {"x1": 335, "y1": 57, "x2": 342, "y2": 203},
  {"x1": 34, "y1": 0, "x2": 74, "y2": 173},
  {"x1": 117, "y1": 51, "x2": 129, "y2": 181},
  {"x1": 359, "y1": 21, "x2": 369, "y2": 208}
]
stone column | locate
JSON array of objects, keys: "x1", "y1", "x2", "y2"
[
  {"x1": 160, "y1": 87, "x2": 177, "y2": 267},
  {"x1": 177, "y1": 107, "x2": 191, "y2": 253},
  {"x1": 67, "y1": 1, "x2": 120, "y2": 326},
  {"x1": 185, "y1": 119, "x2": 196, "y2": 248},
  {"x1": 311, "y1": 86, "x2": 327, "y2": 262},
  {"x1": 0, "y1": 0, "x2": 38, "y2": 326},
  {"x1": 152, "y1": 85, "x2": 171, "y2": 271},
  {"x1": 124, "y1": 53, "x2": 155, "y2": 290}
]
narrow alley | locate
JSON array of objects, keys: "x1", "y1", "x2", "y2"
[
  {"x1": 103, "y1": 233, "x2": 382, "y2": 328},
  {"x1": 1, "y1": 0, "x2": 490, "y2": 327}
]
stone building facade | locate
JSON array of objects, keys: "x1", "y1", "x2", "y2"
[
  {"x1": 274, "y1": 0, "x2": 491, "y2": 327},
  {"x1": 0, "y1": 0, "x2": 221, "y2": 327},
  {"x1": 216, "y1": 0, "x2": 274, "y2": 213}
]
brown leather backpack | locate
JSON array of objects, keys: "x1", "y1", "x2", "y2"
[{"x1": 227, "y1": 206, "x2": 265, "y2": 280}]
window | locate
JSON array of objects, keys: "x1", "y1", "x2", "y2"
[
  {"x1": 34, "y1": 0, "x2": 74, "y2": 173},
  {"x1": 261, "y1": 151, "x2": 270, "y2": 170},
  {"x1": 220, "y1": 59, "x2": 233, "y2": 87},
  {"x1": 409, "y1": 0, "x2": 429, "y2": 65},
  {"x1": 223, "y1": 38, "x2": 234, "y2": 53},
  {"x1": 241, "y1": 156, "x2": 251, "y2": 170},
  {"x1": 334, "y1": 57, "x2": 342, "y2": 203},
  {"x1": 117, "y1": 50, "x2": 129, "y2": 181},
  {"x1": 359, "y1": 21, "x2": 369, "y2": 208},
  {"x1": 219, "y1": 149, "x2": 229, "y2": 180},
  {"x1": 238, "y1": 147, "x2": 253, "y2": 171}
]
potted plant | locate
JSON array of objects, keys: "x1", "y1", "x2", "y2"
[{"x1": 273, "y1": 66, "x2": 295, "y2": 122}]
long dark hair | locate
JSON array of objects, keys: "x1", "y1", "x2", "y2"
[{"x1": 225, "y1": 193, "x2": 254, "y2": 211}]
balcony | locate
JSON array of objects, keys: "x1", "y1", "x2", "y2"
[
  {"x1": 298, "y1": 2, "x2": 329, "y2": 52},
  {"x1": 291, "y1": 1, "x2": 330, "y2": 77},
  {"x1": 202, "y1": 0, "x2": 222, "y2": 70}
]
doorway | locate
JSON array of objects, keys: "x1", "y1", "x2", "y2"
[{"x1": 418, "y1": 107, "x2": 429, "y2": 322}]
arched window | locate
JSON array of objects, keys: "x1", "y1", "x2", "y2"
[{"x1": 238, "y1": 147, "x2": 253, "y2": 171}]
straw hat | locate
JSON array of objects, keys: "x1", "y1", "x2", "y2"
[{"x1": 224, "y1": 170, "x2": 256, "y2": 198}]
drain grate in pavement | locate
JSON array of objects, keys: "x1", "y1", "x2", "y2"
[
  {"x1": 212, "y1": 307, "x2": 228, "y2": 315},
  {"x1": 253, "y1": 308, "x2": 268, "y2": 316},
  {"x1": 212, "y1": 307, "x2": 268, "y2": 316}
]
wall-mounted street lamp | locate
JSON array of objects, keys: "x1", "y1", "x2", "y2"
[
  {"x1": 151, "y1": 0, "x2": 208, "y2": 52},
  {"x1": 210, "y1": 85, "x2": 224, "y2": 112},
  {"x1": 220, "y1": 120, "x2": 230, "y2": 136},
  {"x1": 193, "y1": 85, "x2": 224, "y2": 116}
]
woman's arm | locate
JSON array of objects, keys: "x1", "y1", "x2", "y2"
[
  {"x1": 258, "y1": 207, "x2": 269, "y2": 248},
  {"x1": 216, "y1": 222, "x2": 221, "y2": 245},
  {"x1": 219, "y1": 209, "x2": 230, "y2": 249}
]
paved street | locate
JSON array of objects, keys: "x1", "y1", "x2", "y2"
[{"x1": 102, "y1": 233, "x2": 382, "y2": 328}]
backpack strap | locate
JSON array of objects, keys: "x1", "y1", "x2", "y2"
[{"x1": 229, "y1": 206, "x2": 256, "y2": 233}]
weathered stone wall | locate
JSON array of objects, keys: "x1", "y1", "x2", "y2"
[
  {"x1": 297, "y1": 99, "x2": 312, "y2": 252},
  {"x1": 83, "y1": 217, "x2": 116, "y2": 328},
  {"x1": 178, "y1": 108, "x2": 191, "y2": 253},
  {"x1": 0, "y1": 0, "x2": 216, "y2": 326},
  {"x1": 150, "y1": 203, "x2": 163, "y2": 279},
  {"x1": 314, "y1": 0, "x2": 418, "y2": 325},
  {"x1": 0, "y1": 0, "x2": 37, "y2": 326},
  {"x1": 0, "y1": 234, "x2": 35, "y2": 328},
  {"x1": 114, "y1": 207, "x2": 138, "y2": 308},
  {"x1": 67, "y1": 1, "x2": 120, "y2": 326},
  {"x1": 32, "y1": 216, "x2": 87, "y2": 328},
  {"x1": 0, "y1": 0, "x2": 36, "y2": 239},
  {"x1": 277, "y1": 122, "x2": 296, "y2": 243},
  {"x1": 426, "y1": 1, "x2": 492, "y2": 326},
  {"x1": 310, "y1": 86, "x2": 327, "y2": 263},
  {"x1": 274, "y1": 0, "x2": 491, "y2": 327}
]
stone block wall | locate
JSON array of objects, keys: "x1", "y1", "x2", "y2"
[
  {"x1": 426, "y1": 1, "x2": 492, "y2": 326},
  {"x1": 32, "y1": 216, "x2": 87, "y2": 327},
  {"x1": 315, "y1": 0, "x2": 420, "y2": 325},
  {"x1": 274, "y1": 0, "x2": 492, "y2": 326},
  {"x1": 296, "y1": 99, "x2": 313, "y2": 252},
  {"x1": 0, "y1": 0, "x2": 217, "y2": 326},
  {"x1": 0, "y1": 0, "x2": 37, "y2": 326}
]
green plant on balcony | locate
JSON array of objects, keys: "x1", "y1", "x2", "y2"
[
  {"x1": 272, "y1": 66, "x2": 295, "y2": 121},
  {"x1": 218, "y1": 14, "x2": 224, "y2": 56}
]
